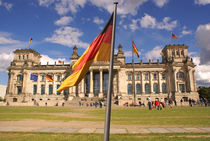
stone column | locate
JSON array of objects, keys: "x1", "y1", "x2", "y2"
[
  {"x1": 79, "y1": 79, "x2": 85, "y2": 97},
  {"x1": 53, "y1": 73, "x2": 56, "y2": 95},
  {"x1": 37, "y1": 73, "x2": 40, "y2": 95},
  {"x1": 8, "y1": 72, "x2": 15, "y2": 94},
  {"x1": 173, "y1": 69, "x2": 178, "y2": 92},
  {"x1": 99, "y1": 69, "x2": 103, "y2": 98},
  {"x1": 22, "y1": 72, "x2": 28, "y2": 94},
  {"x1": 141, "y1": 72, "x2": 144, "y2": 94},
  {"x1": 89, "y1": 69, "x2": 94, "y2": 97},
  {"x1": 188, "y1": 69, "x2": 192, "y2": 92},
  {"x1": 149, "y1": 72, "x2": 153, "y2": 94},
  {"x1": 158, "y1": 72, "x2": 162, "y2": 93}
]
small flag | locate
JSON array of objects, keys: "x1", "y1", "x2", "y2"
[
  {"x1": 172, "y1": 33, "x2": 178, "y2": 39},
  {"x1": 30, "y1": 74, "x2": 38, "y2": 81},
  {"x1": 29, "y1": 38, "x2": 33, "y2": 43},
  {"x1": 58, "y1": 60, "x2": 62, "y2": 64},
  {"x1": 132, "y1": 41, "x2": 139, "y2": 58},
  {"x1": 46, "y1": 75, "x2": 54, "y2": 82},
  {"x1": 57, "y1": 13, "x2": 114, "y2": 92}
]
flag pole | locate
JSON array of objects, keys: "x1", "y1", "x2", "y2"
[
  {"x1": 132, "y1": 42, "x2": 136, "y2": 105},
  {"x1": 104, "y1": 2, "x2": 117, "y2": 141}
]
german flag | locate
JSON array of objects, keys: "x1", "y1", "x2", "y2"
[
  {"x1": 57, "y1": 13, "x2": 113, "y2": 92},
  {"x1": 46, "y1": 75, "x2": 54, "y2": 82},
  {"x1": 58, "y1": 60, "x2": 62, "y2": 64},
  {"x1": 172, "y1": 33, "x2": 178, "y2": 39},
  {"x1": 132, "y1": 41, "x2": 139, "y2": 58},
  {"x1": 29, "y1": 38, "x2": 32, "y2": 43}
]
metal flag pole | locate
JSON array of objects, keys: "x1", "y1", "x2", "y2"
[
  {"x1": 104, "y1": 2, "x2": 117, "y2": 141},
  {"x1": 132, "y1": 43, "x2": 136, "y2": 105}
]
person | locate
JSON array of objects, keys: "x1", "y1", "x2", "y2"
[
  {"x1": 168, "y1": 99, "x2": 172, "y2": 108},
  {"x1": 180, "y1": 99, "x2": 183, "y2": 106},
  {"x1": 147, "y1": 97, "x2": 152, "y2": 110},
  {"x1": 189, "y1": 98, "x2": 192, "y2": 107}
]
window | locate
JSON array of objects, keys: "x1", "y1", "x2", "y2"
[
  {"x1": 17, "y1": 86, "x2": 22, "y2": 94},
  {"x1": 172, "y1": 51, "x2": 175, "y2": 56},
  {"x1": 17, "y1": 75, "x2": 23, "y2": 81},
  {"x1": 33, "y1": 84, "x2": 37, "y2": 95},
  {"x1": 177, "y1": 72, "x2": 184, "y2": 79},
  {"x1": 153, "y1": 83, "x2": 158, "y2": 94},
  {"x1": 136, "y1": 74, "x2": 140, "y2": 80},
  {"x1": 181, "y1": 50, "x2": 184, "y2": 56},
  {"x1": 183, "y1": 97, "x2": 188, "y2": 102},
  {"x1": 127, "y1": 84, "x2": 132, "y2": 94},
  {"x1": 179, "y1": 84, "x2": 185, "y2": 93},
  {"x1": 23, "y1": 55, "x2": 24, "y2": 59},
  {"x1": 49, "y1": 84, "x2": 53, "y2": 95},
  {"x1": 57, "y1": 75, "x2": 61, "y2": 81},
  {"x1": 64, "y1": 88, "x2": 69, "y2": 95},
  {"x1": 145, "y1": 73, "x2": 148, "y2": 80},
  {"x1": 13, "y1": 98, "x2": 17, "y2": 102},
  {"x1": 57, "y1": 85, "x2": 61, "y2": 95},
  {"x1": 162, "y1": 83, "x2": 167, "y2": 93},
  {"x1": 41, "y1": 84, "x2": 45, "y2": 95},
  {"x1": 136, "y1": 84, "x2": 141, "y2": 94},
  {"x1": 18, "y1": 55, "x2": 20, "y2": 60},
  {"x1": 27, "y1": 55, "x2": 28, "y2": 59},
  {"x1": 128, "y1": 74, "x2": 132, "y2": 81},
  {"x1": 153, "y1": 74, "x2": 157, "y2": 80},
  {"x1": 162, "y1": 73, "x2": 166, "y2": 79},
  {"x1": 176, "y1": 51, "x2": 179, "y2": 55},
  {"x1": 41, "y1": 76, "x2": 45, "y2": 81},
  {"x1": 145, "y1": 83, "x2": 150, "y2": 94}
]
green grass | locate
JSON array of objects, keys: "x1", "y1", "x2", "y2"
[
  {"x1": 0, "y1": 132, "x2": 209, "y2": 141},
  {"x1": 0, "y1": 106, "x2": 209, "y2": 126}
]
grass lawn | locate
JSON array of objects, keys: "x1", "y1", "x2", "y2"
[
  {"x1": 0, "y1": 106, "x2": 209, "y2": 127},
  {"x1": 0, "y1": 132, "x2": 209, "y2": 141}
]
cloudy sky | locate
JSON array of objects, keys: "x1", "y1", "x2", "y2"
[{"x1": 0, "y1": 0, "x2": 210, "y2": 86}]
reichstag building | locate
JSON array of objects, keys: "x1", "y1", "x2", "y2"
[{"x1": 5, "y1": 44, "x2": 199, "y2": 106}]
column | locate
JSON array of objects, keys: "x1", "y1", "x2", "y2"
[
  {"x1": 141, "y1": 72, "x2": 144, "y2": 94},
  {"x1": 8, "y1": 72, "x2": 15, "y2": 94},
  {"x1": 149, "y1": 72, "x2": 153, "y2": 94},
  {"x1": 22, "y1": 72, "x2": 28, "y2": 94},
  {"x1": 89, "y1": 69, "x2": 94, "y2": 97},
  {"x1": 173, "y1": 69, "x2": 178, "y2": 92},
  {"x1": 158, "y1": 72, "x2": 162, "y2": 93},
  {"x1": 188, "y1": 69, "x2": 192, "y2": 92},
  {"x1": 37, "y1": 73, "x2": 40, "y2": 95},
  {"x1": 53, "y1": 73, "x2": 56, "y2": 95},
  {"x1": 79, "y1": 79, "x2": 85, "y2": 97},
  {"x1": 99, "y1": 69, "x2": 103, "y2": 98}
]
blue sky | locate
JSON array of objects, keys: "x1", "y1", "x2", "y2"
[{"x1": 0, "y1": 0, "x2": 210, "y2": 86}]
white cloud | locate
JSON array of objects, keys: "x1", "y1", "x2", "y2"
[
  {"x1": 38, "y1": 0, "x2": 148, "y2": 16},
  {"x1": 193, "y1": 56, "x2": 210, "y2": 86},
  {"x1": 124, "y1": 51, "x2": 132, "y2": 57},
  {"x1": 145, "y1": 46, "x2": 162, "y2": 60},
  {"x1": 195, "y1": 23, "x2": 210, "y2": 64},
  {"x1": 153, "y1": 0, "x2": 169, "y2": 8},
  {"x1": 181, "y1": 26, "x2": 192, "y2": 37},
  {"x1": 38, "y1": 0, "x2": 55, "y2": 7},
  {"x1": 45, "y1": 26, "x2": 89, "y2": 49},
  {"x1": 93, "y1": 17, "x2": 104, "y2": 25},
  {"x1": 129, "y1": 19, "x2": 140, "y2": 32},
  {"x1": 0, "y1": 53, "x2": 13, "y2": 73},
  {"x1": 40, "y1": 54, "x2": 69, "y2": 65},
  {"x1": 139, "y1": 13, "x2": 177, "y2": 31},
  {"x1": 0, "y1": 34, "x2": 20, "y2": 44},
  {"x1": 195, "y1": 0, "x2": 210, "y2": 5},
  {"x1": 90, "y1": 0, "x2": 148, "y2": 16},
  {"x1": 55, "y1": 16, "x2": 73, "y2": 26},
  {"x1": 55, "y1": 0, "x2": 86, "y2": 15},
  {"x1": 0, "y1": 0, "x2": 13, "y2": 11}
]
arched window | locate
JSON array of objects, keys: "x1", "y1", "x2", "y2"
[
  {"x1": 153, "y1": 83, "x2": 158, "y2": 94},
  {"x1": 127, "y1": 84, "x2": 132, "y2": 94},
  {"x1": 49, "y1": 84, "x2": 53, "y2": 95},
  {"x1": 162, "y1": 83, "x2": 167, "y2": 93},
  {"x1": 181, "y1": 50, "x2": 184, "y2": 56},
  {"x1": 33, "y1": 84, "x2": 37, "y2": 95},
  {"x1": 177, "y1": 72, "x2": 184, "y2": 79},
  {"x1": 136, "y1": 84, "x2": 141, "y2": 94},
  {"x1": 41, "y1": 84, "x2": 45, "y2": 95},
  {"x1": 145, "y1": 83, "x2": 150, "y2": 94}
]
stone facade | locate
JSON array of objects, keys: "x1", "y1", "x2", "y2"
[{"x1": 5, "y1": 44, "x2": 199, "y2": 106}]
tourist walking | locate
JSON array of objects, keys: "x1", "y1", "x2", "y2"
[{"x1": 147, "y1": 97, "x2": 152, "y2": 110}]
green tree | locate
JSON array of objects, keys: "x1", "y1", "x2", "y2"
[{"x1": 198, "y1": 87, "x2": 210, "y2": 101}]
